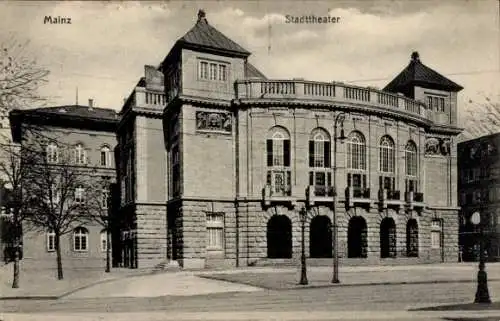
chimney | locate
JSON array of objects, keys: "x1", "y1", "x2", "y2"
[
  {"x1": 411, "y1": 51, "x2": 420, "y2": 63},
  {"x1": 88, "y1": 99, "x2": 94, "y2": 110}
]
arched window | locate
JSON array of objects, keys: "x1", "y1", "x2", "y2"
[
  {"x1": 100, "y1": 229, "x2": 109, "y2": 252},
  {"x1": 405, "y1": 141, "x2": 417, "y2": 176},
  {"x1": 46, "y1": 230, "x2": 55, "y2": 252},
  {"x1": 309, "y1": 129, "x2": 331, "y2": 194},
  {"x1": 266, "y1": 127, "x2": 291, "y2": 196},
  {"x1": 346, "y1": 132, "x2": 367, "y2": 192},
  {"x1": 46, "y1": 143, "x2": 59, "y2": 164},
  {"x1": 267, "y1": 127, "x2": 290, "y2": 168},
  {"x1": 379, "y1": 136, "x2": 395, "y2": 173},
  {"x1": 346, "y1": 132, "x2": 366, "y2": 170},
  {"x1": 100, "y1": 146, "x2": 111, "y2": 167},
  {"x1": 405, "y1": 141, "x2": 418, "y2": 192},
  {"x1": 74, "y1": 144, "x2": 86, "y2": 165},
  {"x1": 73, "y1": 227, "x2": 88, "y2": 252}
]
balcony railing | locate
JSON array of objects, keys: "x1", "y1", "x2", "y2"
[
  {"x1": 378, "y1": 189, "x2": 402, "y2": 209},
  {"x1": 353, "y1": 187, "x2": 370, "y2": 199},
  {"x1": 345, "y1": 187, "x2": 372, "y2": 208},
  {"x1": 314, "y1": 185, "x2": 334, "y2": 197},
  {"x1": 405, "y1": 191, "x2": 425, "y2": 209},
  {"x1": 235, "y1": 79, "x2": 428, "y2": 120},
  {"x1": 263, "y1": 170, "x2": 292, "y2": 206}
]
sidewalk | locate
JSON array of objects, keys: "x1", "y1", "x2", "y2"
[
  {"x1": 0, "y1": 263, "x2": 149, "y2": 300},
  {"x1": 198, "y1": 262, "x2": 500, "y2": 290}
]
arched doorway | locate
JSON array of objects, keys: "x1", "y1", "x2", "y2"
[
  {"x1": 380, "y1": 217, "x2": 396, "y2": 258},
  {"x1": 406, "y1": 219, "x2": 419, "y2": 257},
  {"x1": 348, "y1": 216, "x2": 368, "y2": 258},
  {"x1": 267, "y1": 215, "x2": 292, "y2": 258},
  {"x1": 310, "y1": 216, "x2": 332, "y2": 258}
]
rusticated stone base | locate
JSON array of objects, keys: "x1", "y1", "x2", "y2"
[
  {"x1": 162, "y1": 200, "x2": 459, "y2": 269},
  {"x1": 136, "y1": 204, "x2": 168, "y2": 268}
]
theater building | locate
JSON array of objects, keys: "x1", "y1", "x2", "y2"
[{"x1": 116, "y1": 10, "x2": 464, "y2": 269}]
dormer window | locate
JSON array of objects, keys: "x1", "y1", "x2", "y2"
[{"x1": 198, "y1": 59, "x2": 228, "y2": 82}]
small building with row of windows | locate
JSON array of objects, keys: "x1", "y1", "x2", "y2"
[
  {"x1": 115, "y1": 11, "x2": 463, "y2": 269},
  {"x1": 5, "y1": 103, "x2": 119, "y2": 269}
]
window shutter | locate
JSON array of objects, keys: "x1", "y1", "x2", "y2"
[
  {"x1": 309, "y1": 141, "x2": 314, "y2": 167},
  {"x1": 309, "y1": 172, "x2": 314, "y2": 185},
  {"x1": 324, "y1": 141, "x2": 331, "y2": 167},
  {"x1": 391, "y1": 177, "x2": 395, "y2": 191},
  {"x1": 266, "y1": 140, "x2": 273, "y2": 166},
  {"x1": 347, "y1": 173, "x2": 351, "y2": 187},
  {"x1": 362, "y1": 174, "x2": 367, "y2": 189},
  {"x1": 379, "y1": 176, "x2": 383, "y2": 189},
  {"x1": 283, "y1": 140, "x2": 290, "y2": 167}
]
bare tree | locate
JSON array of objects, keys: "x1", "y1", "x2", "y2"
[
  {"x1": 0, "y1": 37, "x2": 49, "y2": 287},
  {"x1": 0, "y1": 36, "x2": 49, "y2": 114},
  {"x1": 22, "y1": 136, "x2": 98, "y2": 280},
  {"x1": 460, "y1": 94, "x2": 500, "y2": 141},
  {"x1": 84, "y1": 177, "x2": 113, "y2": 273}
]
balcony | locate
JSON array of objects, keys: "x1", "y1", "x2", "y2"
[
  {"x1": 263, "y1": 170, "x2": 292, "y2": 206},
  {"x1": 345, "y1": 187, "x2": 372, "y2": 208},
  {"x1": 235, "y1": 79, "x2": 429, "y2": 121},
  {"x1": 306, "y1": 185, "x2": 334, "y2": 206},
  {"x1": 378, "y1": 189, "x2": 403, "y2": 209},
  {"x1": 405, "y1": 191, "x2": 425, "y2": 210}
]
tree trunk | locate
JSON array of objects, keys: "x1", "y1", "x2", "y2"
[
  {"x1": 105, "y1": 230, "x2": 111, "y2": 273},
  {"x1": 55, "y1": 232, "x2": 64, "y2": 280},
  {"x1": 11, "y1": 235, "x2": 20, "y2": 288}
]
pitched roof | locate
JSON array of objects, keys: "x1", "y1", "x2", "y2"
[
  {"x1": 23, "y1": 105, "x2": 118, "y2": 121},
  {"x1": 245, "y1": 62, "x2": 267, "y2": 79},
  {"x1": 384, "y1": 52, "x2": 463, "y2": 93},
  {"x1": 177, "y1": 10, "x2": 250, "y2": 58}
]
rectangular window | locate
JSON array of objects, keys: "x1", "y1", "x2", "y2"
[
  {"x1": 209, "y1": 63, "x2": 217, "y2": 80},
  {"x1": 199, "y1": 61, "x2": 209, "y2": 79},
  {"x1": 206, "y1": 213, "x2": 224, "y2": 250},
  {"x1": 75, "y1": 187, "x2": 85, "y2": 204},
  {"x1": 47, "y1": 232, "x2": 55, "y2": 252},
  {"x1": 431, "y1": 220, "x2": 442, "y2": 249},
  {"x1": 218, "y1": 64, "x2": 227, "y2": 81}
]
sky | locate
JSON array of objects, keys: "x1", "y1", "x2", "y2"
[{"x1": 0, "y1": 0, "x2": 499, "y2": 125}]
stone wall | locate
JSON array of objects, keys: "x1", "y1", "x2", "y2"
[{"x1": 135, "y1": 204, "x2": 167, "y2": 268}]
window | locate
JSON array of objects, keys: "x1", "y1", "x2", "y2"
[
  {"x1": 405, "y1": 141, "x2": 417, "y2": 176},
  {"x1": 431, "y1": 220, "x2": 442, "y2": 249},
  {"x1": 100, "y1": 146, "x2": 111, "y2": 167},
  {"x1": 100, "y1": 230, "x2": 109, "y2": 252},
  {"x1": 266, "y1": 127, "x2": 291, "y2": 196},
  {"x1": 199, "y1": 61, "x2": 208, "y2": 79},
  {"x1": 47, "y1": 230, "x2": 55, "y2": 252},
  {"x1": 198, "y1": 60, "x2": 228, "y2": 82},
  {"x1": 379, "y1": 136, "x2": 395, "y2": 173},
  {"x1": 75, "y1": 185, "x2": 85, "y2": 204},
  {"x1": 73, "y1": 227, "x2": 88, "y2": 252},
  {"x1": 427, "y1": 95, "x2": 446, "y2": 112},
  {"x1": 74, "y1": 144, "x2": 86, "y2": 165},
  {"x1": 46, "y1": 143, "x2": 58, "y2": 164},
  {"x1": 206, "y1": 213, "x2": 224, "y2": 250},
  {"x1": 102, "y1": 186, "x2": 109, "y2": 209},
  {"x1": 346, "y1": 131, "x2": 366, "y2": 170},
  {"x1": 309, "y1": 129, "x2": 330, "y2": 168}
]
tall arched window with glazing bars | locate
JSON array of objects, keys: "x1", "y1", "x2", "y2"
[
  {"x1": 379, "y1": 136, "x2": 395, "y2": 191},
  {"x1": 266, "y1": 127, "x2": 291, "y2": 196},
  {"x1": 308, "y1": 128, "x2": 332, "y2": 196},
  {"x1": 346, "y1": 131, "x2": 367, "y2": 194},
  {"x1": 405, "y1": 140, "x2": 418, "y2": 192}
]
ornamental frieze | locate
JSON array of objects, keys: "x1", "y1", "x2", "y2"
[
  {"x1": 425, "y1": 137, "x2": 451, "y2": 156},
  {"x1": 196, "y1": 111, "x2": 232, "y2": 133}
]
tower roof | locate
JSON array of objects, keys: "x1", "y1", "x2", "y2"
[
  {"x1": 176, "y1": 9, "x2": 251, "y2": 58},
  {"x1": 384, "y1": 52, "x2": 463, "y2": 93}
]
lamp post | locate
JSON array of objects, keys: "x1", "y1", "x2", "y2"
[
  {"x1": 332, "y1": 111, "x2": 347, "y2": 284},
  {"x1": 299, "y1": 206, "x2": 308, "y2": 285},
  {"x1": 471, "y1": 211, "x2": 491, "y2": 304}
]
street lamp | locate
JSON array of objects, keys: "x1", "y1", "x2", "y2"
[
  {"x1": 299, "y1": 206, "x2": 308, "y2": 285},
  {"x1": 332, "y1": 111, "x2": 347, "y2": 284},
  {"x1": 471, "y1": 211, "x2": 491, "y2": 304}
]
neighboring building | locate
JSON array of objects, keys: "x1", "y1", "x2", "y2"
[
  {"x1": 8, "y1": 101, "x2": 119, "y2": 269},
  {"x1": 458, "y1": 132, "x2": 500, "y2": 261},
  {"x1": 115, "y1": 10, "x2": 464, "y2": 270}
]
